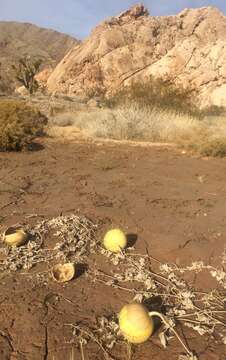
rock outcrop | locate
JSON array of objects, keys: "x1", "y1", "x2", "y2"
[{"x1": 47, "y1": 4, "x2": 226, "y2": 107}]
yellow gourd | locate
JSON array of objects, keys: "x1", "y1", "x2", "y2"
[
  {"x1": 103, "y1": 229, "x2": 127, "y2": 253},
  {"x1": 119, "y1": 303, "x2": 193, "y2": 357},
  {"x1": 118, "y1": 303, "x2": 154, "y2": 344},
  {"x1": 3, "y1": 227, "x2": 28, "y2": 247}
]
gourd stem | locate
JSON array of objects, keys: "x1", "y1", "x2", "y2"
[{"x1": 148, "y1": 311, "x2": 192, "y2": 356}]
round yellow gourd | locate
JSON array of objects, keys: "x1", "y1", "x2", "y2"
[
  {"x1": 103, "y1": 228, "x2": 127, "y2": 253},
  {"x1": 120, "y1": 304, "x2": 193, "y2": 357},
  {"x1": 118, "y1": 303, "x2": 154, "y2": 344},
  {"x1": 3, "y1": 227, "x2": 28, "y2": 247}
]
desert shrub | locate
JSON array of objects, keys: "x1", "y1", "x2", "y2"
[
  {"x1": 12, "y1": 56, "x2": 42, "y2": 95},
  {"x1": 182, "y1": 137, "x2": 226, "y2": 158},
  {"x1": 103, "y1": 77, "x2": 202, "y2": 117},
  {"x1": 0, "y1": 100, "x2": 48, "y2": 151},
  {"x1": 198, "y1": 138, "x2": 226, "y2": 157},
  {"x1": 202, "y1": 105, "x2": 226, "y2": 117}
]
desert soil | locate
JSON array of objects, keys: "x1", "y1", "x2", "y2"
[{"x1": 0, "y1": 135, "x2": 225, "y2": 359}]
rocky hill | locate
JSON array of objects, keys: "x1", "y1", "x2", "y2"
[
  {"x1": 47, "y1": 4, "x2": 226, "y2": 108},
  {"x1": 0, "y1": 21, "x2": 78, "y2": 93}
]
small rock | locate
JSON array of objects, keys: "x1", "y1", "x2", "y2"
[{"x1": 87, "y1": 99, "x2": 99, "y2": 107}]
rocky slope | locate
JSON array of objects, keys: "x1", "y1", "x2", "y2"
[
  {"x1": 47, "y1": 4, "x2": 226, "y2": 107},
  {"x1": 0, "y1": 21, "x2": 77, "y2": 93}
]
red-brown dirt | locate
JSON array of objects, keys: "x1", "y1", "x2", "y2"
[{"x1": 0, "y1": 137, "x2": 225, "y2": 359}]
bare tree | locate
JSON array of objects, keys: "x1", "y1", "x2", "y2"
[{"x1": 12, "y1": 56, "x2": 42, "y2": 94}]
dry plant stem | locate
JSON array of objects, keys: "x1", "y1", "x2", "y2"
[
  {"x1": 147, "y1": 269, "x2": 182, "y2": 292},
  {"x1": 58, "y1": 294, "x2": 77, "y2": 306},
  {"x1": 148, "y1": 311, "x2": 193, "y2": 357},
  {"x1": 127, "y1": 254, "x2": 149, "y2": 258},
  {"x1": 18, "y1": 270, "x2": 50, "y2": 276},
  {"x1": 79, "y1": 341, "x2": 85, "y2": 360},
  {"x1": 182, "y1": 289, "x2": 223, "y2": 305},
  {"x1": 127, "y1": 342, "x2": 132, "y2": 360},
  {"x1": 194, "y1": 305, "x2": 226, "y2": 328},
  {"x1": 175, "y1": 312, "x2": 200, "y2": 319},
  {"x1": 96, "y1": 276, "x2": 180, "y2": 298},
  {"x1": 129, "y1": 260, "x2": 169, "y2": 289},
  {"x1": 70, "y1": 347, "x2": 75, "y2": 360},
  {"x1": 144, "y1": 242, "x2": 163, "y2": 265},
  {"x1": 129, "y1": 257, "x2": 172, "y2": 286},
  {"x1": 97, "y1": 268, "x2": 167, "y2": 290},
  {"x1": 96, "y1": 277, "x2": 135, "y2": 293},
  {"x1": 66, "y1": 324, "x2": 110, "y2": 360},
  {"x1": 176, "y1": 318, "x2": 202, "y2": 325},
  {"x1": 176, "y1": 309, "x2": 226, "y2": 319}
]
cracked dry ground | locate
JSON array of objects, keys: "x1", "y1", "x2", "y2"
[{"x1": 0, "y1": 138, "x2": 225, "y2": 360}]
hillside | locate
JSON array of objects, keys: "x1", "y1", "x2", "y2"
[
  {"x1": 0, "y1": 21, "x2": 78, "y2": 93},
  {"x1": 47, "y1": 4, "x2": 226, "y2": 107}
]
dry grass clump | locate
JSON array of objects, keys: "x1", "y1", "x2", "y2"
[
  {"x1": 53, "y1": 105, "x2": 200, "y2": 142},
  {"x1": 50, "y1": 105, "x2": 226, "y2": 157},
  {"x1": 0, "y1": 100, "x2": 47, "y2": 151},
  {"x1": 49, "y1": 112, "x2": 78, "y2": 127}
]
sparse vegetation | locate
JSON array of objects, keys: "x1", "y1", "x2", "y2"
[
  {"x1": 0, "y1": 100, "x2": 48, "y2": 151},
  {"x1": 50, "y1": 106, "x2": 192, "y2": 141},
  {"x1": 103, "y1": 78, "x2": 201, "y2": 117},
  {"x1": 50, "y1": 103, "x2": 226, "y2": 157}
]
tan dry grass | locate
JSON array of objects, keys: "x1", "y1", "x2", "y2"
[
  {"x1": 49, "y1": 105, "x2": 226, "y2": 157},
  {"x1": 50, "y1": 105, "x2": 198, "y2": 141}
]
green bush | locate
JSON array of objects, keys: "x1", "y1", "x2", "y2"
[
  {"x1": 0, "y1": 100, "x2": 48, "y2": 151},
  {"x1": 103, "y1": 77, "x2": 202, "y2": 117}
]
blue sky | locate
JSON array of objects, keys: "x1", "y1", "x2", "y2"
[{"x1": 0, "y1": 0, "x2": 225, "y2": 39}]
